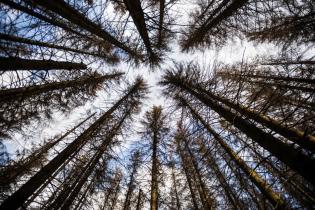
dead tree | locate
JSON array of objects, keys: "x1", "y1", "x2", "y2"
[
  {"x1": 0, "y1": 57, "x2": 87, "y2": 71},
  {"x1": 161, "y1": 66, "x2": 315, "y2": 186},
  {"x1": 0, "y1": 77, "x2": 147, "y2": 210},
  {"x1": 178, "y1": 97, "x2": 286, "y2": 208}
]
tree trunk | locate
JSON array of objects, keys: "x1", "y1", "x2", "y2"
[
  {"x1": 136, "y1": 189, "x2": 143, "y2": 210},
  {"x1": 0, "y1": 57, "x2": 87, "y2": 71},
  {"x1": 150, "y1": 131, "x2": 159, "y2": 210},
  {"x1": 0, "y1": 113, "x2": 95, "y2": 187},
  {"x1": 166, "y1": 78, "x2": 315, "y2": 185},
  {"x1": 197, "y1": 139, "x2": 240, "y2": 209},
  {"x1": 0, "y1": 79, "x2": 143, "y2": 210},
  {"x1": 0, "y1": 72, "x2": 122, "y2": 102},
  {"x1": 157, "y1": 0, "x2": 165, "y2": 48},
  {"x1": 179, "y1": 134, "x2": 215, "y2": 209},
  {"x1": 0, "y1": 33, "x2": 117, "y2": 62},
  {"x1": 181, "y1": 98, "x2": 288, "y2": 209},
  {"x1": 31, "y1": 0, "x2": 138, "y2": 57},
  {"x1": 171, "y1": 167, "x2": 181, "y2": 210},
  {"x1": 183, "y1": 0, "x2": 248, "y2": 49},
  {"x1": 123, "y1": 0, "x2": 156, "y2": 61}
]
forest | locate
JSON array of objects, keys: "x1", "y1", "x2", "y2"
[{"x1": 0, "y1": 0, "x2": 314, "y2": 209}]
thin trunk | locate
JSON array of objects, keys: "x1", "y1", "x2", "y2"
[
  {"x1": 0, "y1": 0, "x2": 83, "y2": 37},
  {"x1": 261, "y1": 60, "x2": 315, "y2": 66},
  {"x1": 150, "y1": 132, "x2": 159, "y2": 210},
  {"x1": 31, "y1": 0, "x2": 138, "y2": 57},
  {"x1": 250, "y1": 80, "x2": 315, "y2": 93},
  {"x1": 0, "y1": 57, "x2": 86, "y2": 71},
  {"x1": 157, "y1": 0, "x2": 165, "y2": 48},
  {"x1": 180, "y1": 98, "x2": 287, "y2": 208},
  {"x1": 0, "y1": 72, "x2": 122, "y2": 102},
  {"x1": 0, "y1": 79, "x2": 143, "y2": 210},
  {"x1": 123, "y1": 158, "x2": 139, "y2": 210},
  {"x1": 123, "y1": 0, "x2": 156, "y2": 61},
  {"x1": 60, "y1": 112, "x2": 128, "y2": 210},
  {"x1": 180, "y1": 136, "x2": 214, "y2": 209},
  {"x1": 197, "y1": 140, "x2": 240, "y2": 209},
  {"x1": 136, "y1": 189, "x2": 143, "y2": 210},
  {"x1": 219, "y1": 71, "x2": 315, "y2": 85},
  {"x1": 178, "y1": 149, "x2": 199, "y2": 210},
  {"x1": 165, "y1": 78, "x2": 315, "y2": 185},
  {"x1": 171, "y1": 168, "x2": 181, "y2": 210},
  {"x1": 0, "y1": 113, "x2": 95, "y2": 186},
  {"x1": 0, "y1": 33, "x2": 117, "y2": 62},
  {"x1": 109, "y1": 175, "x2": 122, "y2": 210}
]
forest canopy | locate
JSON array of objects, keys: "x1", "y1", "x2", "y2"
[{"x1": 0, "y1": 0, "x2": 314, "y2": 209}]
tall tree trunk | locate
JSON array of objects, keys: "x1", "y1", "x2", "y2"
[
  {"x1": 60, "y1": 112, "x2": 129, "y2": 209},
  {"x1": 0, "y1": 72, "x2": 122, "y2": 102},
  {"x1": 164, "y1": 77, "x2": 315, "y2": 184},
  {"x1": 219, "y1": 71, "x2": 315, "y2": 85},
  {"x1": 0, "y1": 57, "x2": 87, "y2": 71},
  {"x1": 0, "y1": 112, "x2": 95, "y2": 187},
  {"x1": 249, "y1": 80, "x2": 315, "y2": 93},
  {"x1": 150, "y1": 131, "x2": 159, "y2": 210},
  {"x1": 178, "y1": 133, "x2": 215, "y2": 209},
  {"x1": 136, "y1": 188, "x2": 143, "y2": 210},
  {"x1": 157, "y1": 0, "x2": 165, "y2": 48},
  {"x1": 197, "y1": 139, "x2": 241, "y2": 209},
  {"x1": 0, "y1": 33, "x2": 118, "y2": 62},
  {"x1": 261, "y1": 60, "x2": 315, "y2": 66},
  {"x1": 123, "y1": 0, "x2": 156, "y2": 62},
  {"x1": 180, "y1": 97, "x2": 288, "y2": 209},
  {"x1": 171, "y1": 167, "x2": 181, "y2": 210},
  {"x1": 0, "y1": 0, "x2": 83, "y2": 37},
  {"x1": 0, "y1": 79, "x2": 144, "y2": 210},
  {"x1": 178, "y1": 148, "x2": 200, "y2": 210},
  {"x1": 30, "y1": 0, "x2": 138, "y2": 57}
]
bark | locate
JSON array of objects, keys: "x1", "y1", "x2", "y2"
[
  {"x1": 0, "y1": 113, "x2": 95, "y2": 187},
  {"x1": 31, "y1": 0, "x2": 138, "y2": 57},
  {"x1": 0, "y1": 57, "x2": 86, "y2": 71},
  {"x1": 183, "y1": 0, "x2": 248, "y2": 49},
  {"x1": 180, "y1": 97, "x2": 289, "y2": 209},
  {"x1": 197, "y1": 139, "x2": 240, "y2": 209},
  {"x1": 123, "y1": 0, "x2": 156, "y2": 61},
  {"x1": 0, "y1": 72, "x2": 123, "y2": 102},
  {"x1": 0, "y1": 79, "x2": 144, "y2": 210},
  {"x1": 0, "y1": 33, "x2": 118, "y2": 62}
]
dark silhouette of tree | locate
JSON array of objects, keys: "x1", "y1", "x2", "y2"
[
  {"x1": 0, "y1": 77, "x2": 148, "y2": 209},
  {"x1": 0, "y1": 71, "x2": 123, "y2": 137},
  {"x1": 161, "y1": 63, "x2": 315, "y2": 187},
  {"x1": 140, "y1": 106, "x2": 169, "y2": 210}
]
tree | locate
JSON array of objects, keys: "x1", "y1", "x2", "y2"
[
  {"x1": 0, "y1": 77, "x2": 148, "y2": 209},
  {"x1": 140, "y1": 106, "x2": 169, "y2": 210},
  {"x1": 0, "y1": 71, "x2": 122, "y2": 137}
]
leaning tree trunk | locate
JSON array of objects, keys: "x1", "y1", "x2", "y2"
[
  {"x1": 0, "y1": 33, "x2": 118, "y2": 62},
  {"x1": 183, "y1": 0, "x2": 248, "y2": 49},
  {"x1": 0, "y1": 112, "x2": 95, "y2": 187},
  {"x1": 197, "y1": 139, "x2": 241, "y2": 209},
  {"x1": 30, "y1": 0, "x2": 138, "y2": 57},
  {"x1": 0, "y1": 72, "x2": 123, "y2": 102},
  {"x1": 180, "y1": 97, "x2": 287, "y2": 208},
  {"x1": 0, "y1": 57, "x2": 87, "y2": 71},
  {"x1": 135, "y1": 188, "x2": 143, "y2": 210},
  {"x1": 0, "y1": 79, "x2": 144, "y2": 210},
  {"x1": 165, "y1": 77, "x2": 315, "y2": 185},
  {"x1": 178, "y1": 133, "x2": 215, "y2": 209},
  {"x1": 150, "y1": 131, "x2": 159, "y2": 210},
  {"x1": 123, "y1": 0, "x2": 156, "y2": 62}
]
